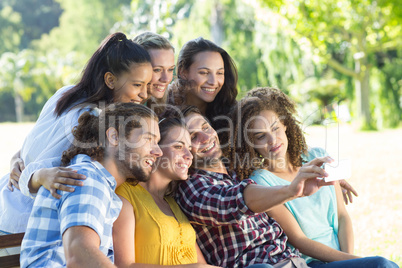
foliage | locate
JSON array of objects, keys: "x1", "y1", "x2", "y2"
[
  {"x1": 7, "y1": 0, "x2": 62, "y2": 49},
  {"x1": 0, "y1": 5, "x2": 23, "y2": 54},
  {"x1": 258, "y1": 0, "x2": 402, "y2": 129},
  {"x1": 33, "y1": 0, "x2": 131, "y2": 57},
  {"x1": 0, "y1": 0, "x2": 400, "y2": 129}
]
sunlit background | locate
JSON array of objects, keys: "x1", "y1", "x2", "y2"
[{"x1": 0, "y1": 0, "x2": 401, "y2": 265}]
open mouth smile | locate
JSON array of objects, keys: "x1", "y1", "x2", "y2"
[
  {"x1": 201, "y1": 141, "x2": 215, "y2": 153},
  {"x1": 201, "y1": 87, "x2": 218, "y2": 93},
  {"x1": 153, "y1": 85, "x2": 166, "y2": 92},
  {"x1": 145, "y1": 159, "x2": 154, "y2": 167}
]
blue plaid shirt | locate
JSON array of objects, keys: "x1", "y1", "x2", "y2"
[{"x1": 20, "y1": 154, "x2": 122, "y2": 268}]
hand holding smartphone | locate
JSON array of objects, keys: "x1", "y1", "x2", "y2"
[{"x1": 324, "y1": 159, "x2": 351, "y2": 182}]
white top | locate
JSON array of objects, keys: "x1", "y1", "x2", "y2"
[{"x1": 0, "y1": 85, "x2": 92, "y2": 233}]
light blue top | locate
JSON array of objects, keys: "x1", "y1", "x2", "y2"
[
  {"x1": 250, "y1": 147, "x2": 340, "y2": 263},
  {"x1": 0, "y1": 85, "x2": 92, "y2": 233},
  {"x1": 20, "y1": 154, "x2": 122, "y2": 268}
]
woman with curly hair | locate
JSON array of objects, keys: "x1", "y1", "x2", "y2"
[
  {"x1": 167, "y1": 37, "x2": 238, "y2": 131},
  {"x1": 227, "y1": 87, "x2": 398, "y2": 267}
]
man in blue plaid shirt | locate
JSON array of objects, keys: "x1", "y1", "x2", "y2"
[
  {"x1": 20, "y1": 103, "x2": 162, "y2": 267},
  {"x1": 175, "y1": 106, "x2": 334, "y2": 268}
]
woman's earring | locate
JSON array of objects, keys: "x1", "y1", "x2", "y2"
[{"x1": 259, "y1": 154, "x2": 265, "y2": 166}]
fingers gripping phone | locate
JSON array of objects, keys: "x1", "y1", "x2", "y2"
[{"x1": 324, "y1": 159, "x2": 351, "y2": 182}]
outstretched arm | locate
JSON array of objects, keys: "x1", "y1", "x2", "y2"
[
  {"x1": 244, "y1": 156, "x2": 335, "y2": 213},
  {"x1": 335, "y1": 181, "x2": 354, "y2": 253},
  {"x1": 267, "y1": 204, "x2": 360, "y2": 262},
  {"x1": 63, "y1": 226, "x2": 116, "y2": 268}
]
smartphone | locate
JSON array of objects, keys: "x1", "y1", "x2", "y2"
[{"x1": 324, "y1": 159, "x2": 351, "y2": 182}]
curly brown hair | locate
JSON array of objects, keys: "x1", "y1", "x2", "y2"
[
  {"x1": 227, "y1": 87, "x2": 307, "y2": 181},
  {"x1": 61, "y1": 103, "x2": 157, "y2": 170}
]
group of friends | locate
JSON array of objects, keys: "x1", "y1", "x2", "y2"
[{"x1": 0, "y1": 32, "x2": 398, "y2": 268}]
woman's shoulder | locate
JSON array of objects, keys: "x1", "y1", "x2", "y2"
[
  {"x1": 116, "y1": 182, "x2": 142, "y2": 200},
  {"x1": 250, "y1": 169, "x2": 285, "y2": 186},
  {"x1": 304, "y1": 146, "x2": 328, "y2": 161}
]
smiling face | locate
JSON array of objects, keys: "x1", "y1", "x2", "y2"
[
  {"x1": 184, "y1": 113, "x2": 222, "y2": 168},
  {"x1": 250, "y1": 110, "x2": 288, "y2": 161},
  {"x1": 182, "y1": 51, "x2": 225, "y2": 107},
  {"x1": 112, "y1": 62, "x2": 153, "y2": 104},
  {"x1": 147, "y1": 48, "x2": 175, "y2": 99},
  {"x1": 155, "y1": 126, "x2": 193, "y2": 181},
  {"x1": 117, "y1": 117, "x2": 163, "y2": 182}
]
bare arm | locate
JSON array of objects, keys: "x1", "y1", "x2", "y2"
[
  {"x1": 113, "y1": 196, "x2": 136, "y2": 268},
  {"x1": 28, "y1": 167, "x2": 86, "y2": 198},
  {"x1": 244, "y1": 157, "x2": 335, "y2": 213},
  {"x1": 62, "y1": 226, "x2": 116, "y2": 268},
  {"x1": 267, "y1": 204, "x2": 360, "y2": 262},
  {"x1": 335, "y1": 181, "x2": 354, "y2": 253},
  {"x1": 196, "y1": 243, "x2": 207, "y2": 264}
]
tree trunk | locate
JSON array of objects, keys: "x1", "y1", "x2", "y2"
[
  {"x1": 210, "y1": 1, "x2": 224, "y2": 46},
  {"x1": 14, "y1": 92, "x2": 23, "y2": 122},
  {"x1": 354, "y1": 58, "x2": 372, "y2": 129},
  {"x1": 361, "y1": 66, "x2": 371, "y2": 127}
]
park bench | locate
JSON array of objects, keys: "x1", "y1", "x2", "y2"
[{"x1": 0, "y1": 232, "x2": 24, "y2": 268}]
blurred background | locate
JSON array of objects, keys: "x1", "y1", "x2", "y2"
[
  {"x1": 0, "y1": 0, "x2": 401, "y2": 265},
  {"x1": 0, "y1": 0, "x2": 401, "y2": 129}
]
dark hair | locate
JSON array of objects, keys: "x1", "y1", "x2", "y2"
[
  {"x1": 157, "y1": 104, "x2": 203, "y2": 123},
  {"x1": 158, "y1": 117, "x2": 187, "y2": 145},
  {"x1": 61, "y1": 103, "x2": 156, "y2": 175},
  {"x1": 168, "y1": 37, "x2": 238, "y2": 128},
  {"x1": 55, "y1": 32, "x2": 152, "y2": 116},
  {"x1": 227, "y1": 87, "x2": 307, "y2": 181},
  {"x1": 157, "y1": 116, "x2": 189, "y2": 196}
]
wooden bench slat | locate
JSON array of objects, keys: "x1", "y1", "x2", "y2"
[
  {"x1": 0, "y1": 254, "x2": 20, "y2": 268},
  {"x1": 0, "y1": 233, "x2": 24, "y2": 249},
  {"x1": 0, "y1": 233, "x2": 24, "y2": 268}
]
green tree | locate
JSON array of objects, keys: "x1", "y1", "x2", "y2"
[
  {"x1": 259, "y1": 0, "x2": 402, "y2": 129},
  {"x1": 6, "y1": 0, "x2": 62, "y2": 49},
  {"x1": 0, "y1": 50, "x2": 36, "y2": 122},
  {"x1": 0, "y1": 5, "x2": 23, "y2": 54},
  {"x1": 34, "y1": 0, "x2": 131, "y2": 57}
]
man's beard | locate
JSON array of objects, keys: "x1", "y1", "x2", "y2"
[
  {"x1": 191, "y1": 149, "x2": 222, "y2": 169},
  {"x1": 116, "y1": 146, "x2": 150, "y2": 185}
]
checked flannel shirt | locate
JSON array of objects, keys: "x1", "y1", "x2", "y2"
[{"x1": 175, "y1": 168, "x2": 301, "y2": 268}]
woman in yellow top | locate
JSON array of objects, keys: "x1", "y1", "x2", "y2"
[{"x1": 113, "y1": 117, "x2": 219, "y2": 268}]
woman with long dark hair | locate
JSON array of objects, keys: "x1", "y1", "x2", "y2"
[
  {"x1": 167, "y1": 37, "x2": 238, "y2": 131},
  {"x1": 0, "y1": 32, "x2": 153, "y2": 256},
  {"x1": 113, "y1": 117, "x2": 220, "y2": 267}
]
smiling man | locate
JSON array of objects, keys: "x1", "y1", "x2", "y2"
[
  {"x1": 20, "y1": 103, "x2": 162, "y2": 268},
  {"x1": 174, "y1": 105, "x2": 336, "y2": 268}
]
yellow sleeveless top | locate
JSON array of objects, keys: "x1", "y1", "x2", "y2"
[{"x1": 116, "y1": 183, "x2": 197, "y2": 265}]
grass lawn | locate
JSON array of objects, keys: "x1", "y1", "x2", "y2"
[{"x1": 0, "y1": 122, "x2": 401, "y2": 265}]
